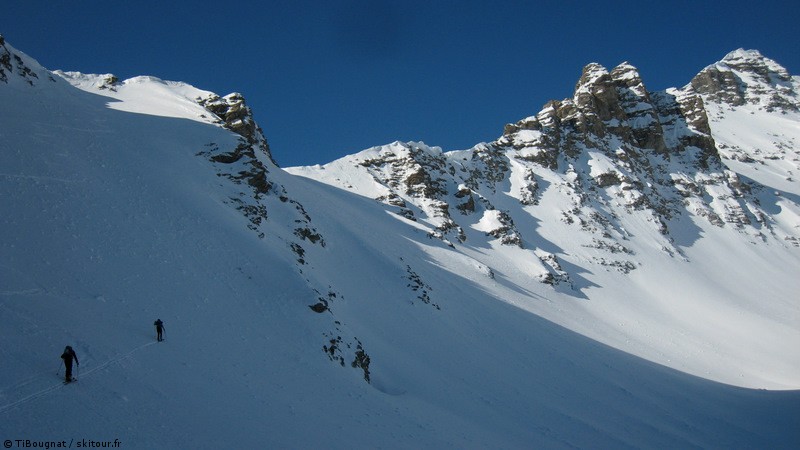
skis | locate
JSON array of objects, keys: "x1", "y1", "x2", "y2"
[{"x1": 63, "y1": 377, "x2": 76, "y2": 385}]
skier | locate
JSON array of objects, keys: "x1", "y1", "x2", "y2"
[
  {"x1": 154, "y1": 319, "x2": 165, "y2": 342},
  {"x1": 60, "y1": 345, "x2": 79, "y2": 383}
]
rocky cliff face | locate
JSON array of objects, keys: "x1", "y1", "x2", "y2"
[{"x1": 292, "y1": 50, "x2": 800, "y2": 286}]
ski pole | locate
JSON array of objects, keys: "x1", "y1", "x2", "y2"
[{"x1": 57, "y1": 361, "x2": 61, "y2": 376}]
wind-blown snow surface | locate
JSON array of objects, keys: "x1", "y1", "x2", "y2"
[{"x1": 1, "y1": 39, "x2": 799, "y2": 448}]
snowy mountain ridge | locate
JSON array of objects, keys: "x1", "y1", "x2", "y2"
[
  {"x1": 2, "y1": 36, "x2": 799, "y2": 448},
  {"x1": 290, "y1": 47, "x2": 800, "y2": 275}
]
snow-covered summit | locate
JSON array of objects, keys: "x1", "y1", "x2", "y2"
[
  {"x1": 689, "y1": 50, "x2": 800, "y2": 196},
  {"x1": 690, "y1": 48, "x2": 799, "y2": 112},
  {"x1": 721, "y1": 48, "x2": 791, "y2": 79},
  {"x1": 53, "y1": 70, "x2": 230, "y2": 123},
  {"x1": 52, "y1": 68, "x2": 280, "y2": 171}
]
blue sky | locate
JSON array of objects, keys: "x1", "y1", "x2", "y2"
[{"x1": 3, "y1": 0, "x2": 799, "y2": 167}]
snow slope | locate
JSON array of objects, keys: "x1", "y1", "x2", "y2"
[{"x1": 1, "y1": 37, "x2": 799, "y2": 448}]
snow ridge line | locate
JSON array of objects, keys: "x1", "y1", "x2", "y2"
[{"x1": 0, "y1": 341, "x2": 158, "y2": 415}]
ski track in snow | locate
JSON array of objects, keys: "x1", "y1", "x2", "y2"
[
  {"x1": 0, "y1": 341, "x2": 157, "y2": 415},
  {"x1": 0, "y1": 172, "x2": 84, "y2": 184}
]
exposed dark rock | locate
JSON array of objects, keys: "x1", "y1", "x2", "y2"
[
  {"x1": 197, "y1": 92, "x2": 278, "y2": 166},
  {"x1": 309, "y1": 300, "x2": 328, "y2": 313},
  {"x1": 351, "y1": 344, "x2": 371, "y2": 383},
  {"x1": 0, "y1": 36, "x2": 40, "y2": 85},
  {"x1": 691, "y1": 66, "x2": 746, "y2": 106}
]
